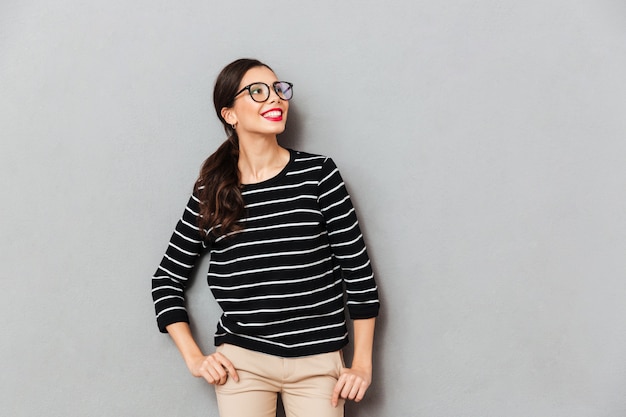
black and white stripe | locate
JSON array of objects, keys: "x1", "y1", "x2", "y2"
[{"x1": 152, "y1": 150, "x2": 379, "y2": 357}]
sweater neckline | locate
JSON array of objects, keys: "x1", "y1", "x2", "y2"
[{"x1": 240, "y1": 148, "x2": 295, "y2": 190}]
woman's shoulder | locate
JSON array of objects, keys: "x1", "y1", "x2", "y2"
[
  {"x1": 290, "y1": 149, "x2": 332, "y2": 166},
  {"x1": 284, "y1": 150, "x2": 342, "y2": 187}
]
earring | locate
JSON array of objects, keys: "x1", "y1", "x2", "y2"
[{"x1": 231, "y1": 123, "x2": 237, "y2": 130}]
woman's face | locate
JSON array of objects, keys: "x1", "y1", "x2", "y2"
[{"x1": 223, "y1": 66, "x2": 289, "y2": 138}]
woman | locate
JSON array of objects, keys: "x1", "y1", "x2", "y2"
[{"x1": 152, "y1": 58, "x2": 380, "y2": 417}]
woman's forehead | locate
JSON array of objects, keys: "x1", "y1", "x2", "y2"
[{"x1": 240, "y1": 66, "x2": 278, "y2": 86}]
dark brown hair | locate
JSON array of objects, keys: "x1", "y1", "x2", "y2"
[{"x1": 194, "y1": 58, "x2": 273, "y2": 239}]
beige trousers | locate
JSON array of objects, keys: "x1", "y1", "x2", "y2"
[{"x1": 214, "y1": 344, "x2": 345, "y2": 417}]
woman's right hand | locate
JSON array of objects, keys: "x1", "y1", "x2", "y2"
[
  {"x1": 164, "y1": 323, "x2": 240, "y2": 385},
  {"x1": 188, "y1": 352, "x2": 240, "y2": 385}
]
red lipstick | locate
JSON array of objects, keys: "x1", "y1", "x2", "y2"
[{"x1": 261, "y1": 108, "x2": 283, "y2": 121}]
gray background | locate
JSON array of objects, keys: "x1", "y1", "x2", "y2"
[{"x1": 2, "y1": 1, "x2": 625, "y2": 416}]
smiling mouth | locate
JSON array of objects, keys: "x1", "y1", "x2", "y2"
[
  {"x1": 262, "y1": 110, "x2": 282, "y2": 118},
  {"x1": 261, "y1": 109, "x2": 283, "y2": 121}
]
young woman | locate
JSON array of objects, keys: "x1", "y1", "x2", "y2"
[{"x1": 152, "y1": 58, "x2": 380, "y2": 417}]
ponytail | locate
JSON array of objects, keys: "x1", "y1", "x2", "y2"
[{"x1": 194, "y1": 135, "x2": 244, "y2": 239}]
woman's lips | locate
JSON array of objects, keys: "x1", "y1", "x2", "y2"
[{"x1": 261, "y1": 108, "x2": 283, "y2": 121}]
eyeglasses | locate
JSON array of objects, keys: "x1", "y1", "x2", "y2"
[{"x1": 234, "y1": 81, "x2": 294, "y2": 103}]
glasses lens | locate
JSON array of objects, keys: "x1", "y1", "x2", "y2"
[
  {"x1": 275, "y1": 82, "x2": 293, "y2": 100},
  {"x1": 248, "y1": 83, "x2": 270, "y2": 102}
]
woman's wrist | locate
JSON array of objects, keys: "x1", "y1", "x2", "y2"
[{"x1": 351, "y1": 317, "x2": 375, "y2": 370}]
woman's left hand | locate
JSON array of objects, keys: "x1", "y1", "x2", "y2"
[{"x1": 331, "y1": 365, "x2": 372, "y2": 407}]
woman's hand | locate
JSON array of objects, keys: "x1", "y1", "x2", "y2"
[
  {"x1": 331, "y1": 365, "x2": 372, "y2": 407},
  {"x1": 188, "y1": 352, "x2": 239, "y2": 385},
  {"x1": 165, "y1": 322, "x2": 240, "y2": 386},
  {"x1": 332, "y1": 318, "x2": 376, "y2": 407}
]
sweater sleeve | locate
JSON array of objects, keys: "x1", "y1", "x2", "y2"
[
  {"x1": 317, "y1": 157, "x2": 380, "y2": 319},
  {"x1": 151, "y1": 192, "x2": 205, "y2": 333}
]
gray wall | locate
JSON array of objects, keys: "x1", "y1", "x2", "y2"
[{"x1": 2, "y1": 1, "x2": 626, "y2": 416}]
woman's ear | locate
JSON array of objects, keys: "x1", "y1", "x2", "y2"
[{"x1": 221, "y1": 107, "x2": 237, "y2": 125}]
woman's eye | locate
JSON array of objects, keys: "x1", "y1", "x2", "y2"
[{"x1": 250, "y1": 86, "x2": 265, "y2": 96}]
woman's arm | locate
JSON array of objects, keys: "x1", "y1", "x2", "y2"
[
  {"x1": 315, "y1": 157, "x2": 379, "y2": 406},
  {"x1": 166, "y1": 322, "x2": 239, "y2": 385},
  {"x1": 152, "y1": 193, "x2": 204, "y2": 332},
  {"x1": 331, "y1": 317, "x2": 376, "y2": 407}
]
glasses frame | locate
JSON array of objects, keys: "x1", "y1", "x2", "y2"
[{"x1": 233, "y1": 81, "x2": 294, "y2": 103}]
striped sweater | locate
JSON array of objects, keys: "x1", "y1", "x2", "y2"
[{"x1": 152, "y1": 149, "x2": 379, "y2": 357}]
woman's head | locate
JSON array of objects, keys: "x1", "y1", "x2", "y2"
[
  {"x1": 213, "y1": 59, "x2": 292, "y2": 138},
  {"x1": 213, "y1": 58, "x2": 272, "y2": 135}
]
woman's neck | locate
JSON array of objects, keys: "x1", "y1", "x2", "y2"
[{"x1": 237, "y1": 135, "x2": 290, "y2": 185}]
